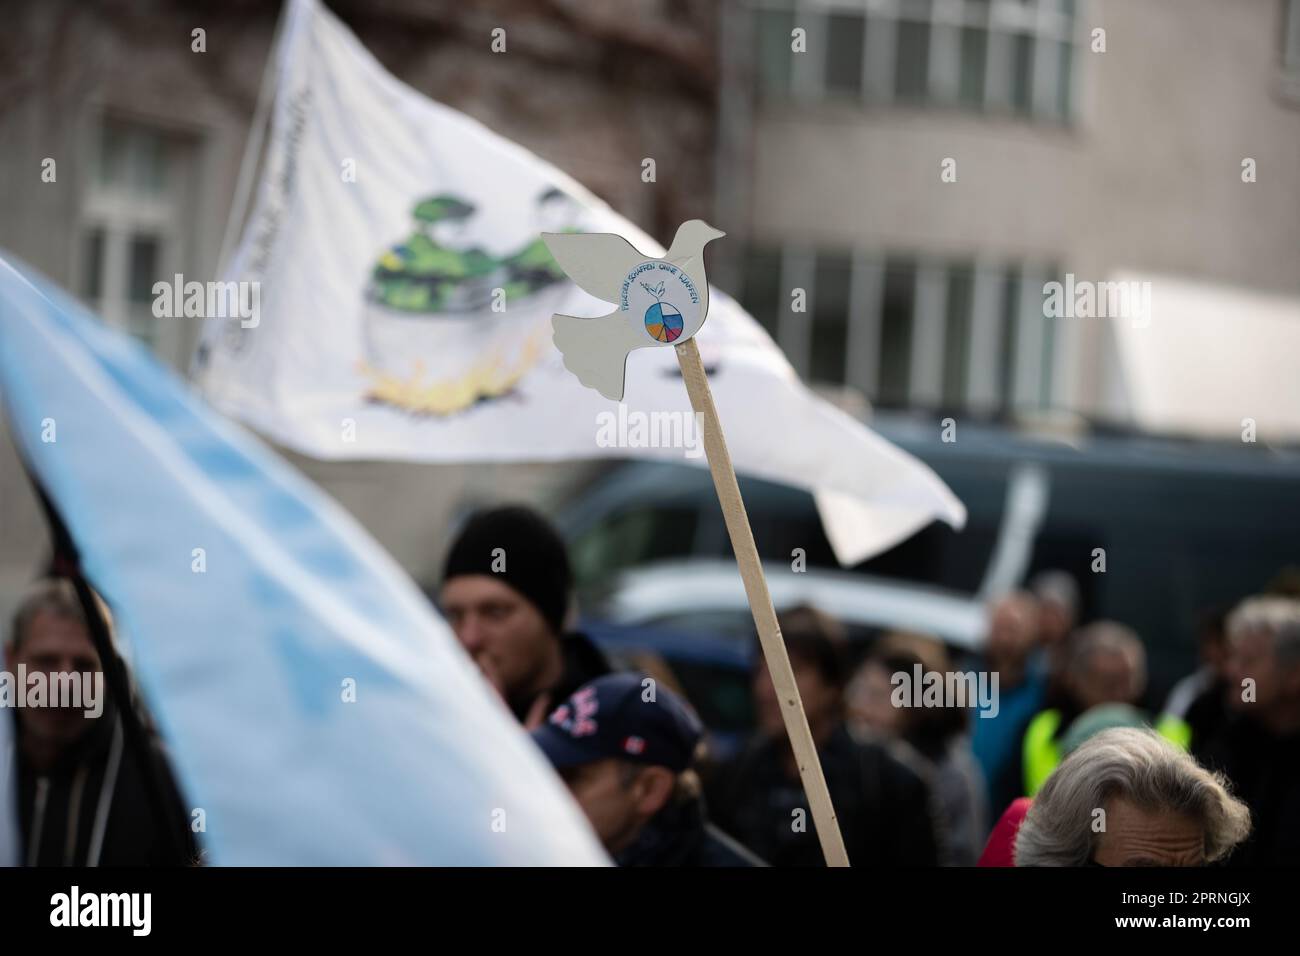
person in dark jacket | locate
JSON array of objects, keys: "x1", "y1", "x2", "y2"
[
  {"x1": 1199, "y1": 595, "x2": 1300, "y2": 866},
  {"x1": 439, "y1": 505, "x2": 608, "y2": 725},
  {"x1": 1162, "y1": 606, "x2": 1232, "y2": 760},
  {"x1": 5, "y1": 578, "x2": 195, "y2": 866},
  {"x1": 848, "y1": 635, "x2": 988, "y2": 865},
  {"x1": 707, "y1": 605, "x2": 942, "y2": 867},
  {"x1": 532, "y1": 673, "x2": 764, "y2": 866}
]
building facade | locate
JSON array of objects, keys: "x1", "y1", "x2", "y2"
[{"x1": 714, "y1": 0, "x2": 1300, "y2": 424}]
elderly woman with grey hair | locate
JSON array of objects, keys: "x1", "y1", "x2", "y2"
[{"x1": 1014, "y1": 727, "x2": 1250, "y2": 866}]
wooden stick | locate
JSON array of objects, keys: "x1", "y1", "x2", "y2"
[{"x1": 675, "y1": 337, "x2": 850, "y2": 867}]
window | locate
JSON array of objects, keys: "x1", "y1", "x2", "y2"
[
  {"x1": 751, "y1": 0, "x2": 1078, "y2": 121},
  {"x1": 81, "y1": 228, "x2": 105, "y2": 302},
  {"x1": 959, "y1": 24, "x2": 989, "y2": 107},
  {"x1": 879, "y1": 259, "x2": 916, "y2": 405},
  {"x1": 895, "y1": 19, "x2": 932, "y2": 101},
  {"x1": 127, "y1": 233, "x2": 164, "y2": 342},
  {"x1": 1283, "y1": 0, "x2": 1300, "y2": 100},
  {"x1": 810, "y1": 252, "x2": 852, "y2": 383},
  {"x1": 1010, "y1": 31, "x2": 1034, "y2": 113},
  {"x1": 755, "y1": 7, "x2": 796, "y2": 98},
  {"x1": 741, "y1": 245, "x2": 783, "y2": 338},
  {"x1": 1039, "y1": 265, "x2": 1062, "y2": 408},
  {"x1": 825, "y1": 12, "x2": 867, "y2": 96},
  {"x1": 942, "y1": 264, "x2": 974, "y2": 406},
  {"x1": 736, "y1": 244, "x2": 1060, "y2": 415},
  {"x1": 1287, "y1": 0, "x2": 1300, "y2": 70},
  {"x1": 997, "y1": 268, "x2": 1020, "y2": 410},
  {"x1": 77, "y1": 119, "x2": 197, "y2": 365}
]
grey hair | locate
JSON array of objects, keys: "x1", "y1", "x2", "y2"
[
  {"x1": 1069, "y1": 621, "x2": 1147, "y2": 698},
  {"x1": 8, "y1": 577, "x2": 85, "y2": 651},
  {"x1": 1227, "y1": 596, "x2": 1300, "y2": 667},
  {"x1": 1015, "y1": 727, "x2": 1251, "y2": 866}
]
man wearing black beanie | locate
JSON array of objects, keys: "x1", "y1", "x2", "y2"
[{"x1": 440, "y1": 505, "x2": 609, "y2": 725}]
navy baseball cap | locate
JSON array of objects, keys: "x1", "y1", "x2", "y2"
[{"x1": 531, "y1": 673, "x2": 703, "y2": 774}]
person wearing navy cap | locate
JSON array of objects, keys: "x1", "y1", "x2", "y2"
[{"x1": 532, "y1": 673, "x2": 765, "y2": 866}]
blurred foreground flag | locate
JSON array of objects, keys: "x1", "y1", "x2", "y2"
[
  {"x1": 0, "y1": 254, "x2": 609, "y2": 865},
  {"x1": 195, "y1": 0, "x2": 964, "y2": 565}
]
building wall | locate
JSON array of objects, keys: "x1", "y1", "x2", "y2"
[{"x1": 733, "y1": 0, "x2": 1300, "y2": 420}]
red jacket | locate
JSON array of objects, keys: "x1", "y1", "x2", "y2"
[{"x1": 977, "y1": 797, "x2": 1033, "y2": 867}]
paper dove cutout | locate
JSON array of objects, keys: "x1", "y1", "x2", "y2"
[{"x1": 543, "y1": 219, "x2": 726, "y2": 401}]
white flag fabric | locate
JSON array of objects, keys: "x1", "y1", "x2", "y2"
[
  {"x1": 196, "y1": 0, "x2": 965, "y2": 564},
  {"x1": 0, "y1": 253, "x2": 608, "y2": 865}
]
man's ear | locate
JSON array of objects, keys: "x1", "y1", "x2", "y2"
[{"x1": 633, "y1": 766, "x2": 676, "y2": 818}]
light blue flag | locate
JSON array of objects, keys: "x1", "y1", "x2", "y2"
[{"x1": 0, "y1": 254, "x2": 608, "y2": 865}]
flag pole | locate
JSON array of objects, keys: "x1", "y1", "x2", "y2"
[{"x1": 674, "y1": 337, "x2": 850, "y2": 867}]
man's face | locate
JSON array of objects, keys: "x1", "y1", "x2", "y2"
[
  {"x1": 440, "y1": 575, "x2": 555, "y2": 701},
  {"x1": 1227, "y1": 628, "x2": 1298, "y2": 713},
  {"x1": 753, "y1": 656, "x2": 840, "y2": 741},
  {"x1": 559, "y1": 759, "x2": 671, "y2": 854},
  {"x1": 5, "y1": 610, "x2": 102, "y2": 751},
  {"x1": 1038, "y1": 601, "x2": 1074, "y2": 647},
  {"x1": 986, "y1": 597, "x2": 1037, "y2": 662},
  {"x1": 1094, "y1": 797, "x2": 1206, "y2": 866},
  {"x1": 1073, "y1": 649, "x2": 1139, "y2": 710},
  {"x1": 847, "y1": 661, "x2": 905, "y2": 736}
]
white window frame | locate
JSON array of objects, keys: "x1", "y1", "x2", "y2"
[
  {"x1": 751, "y1": 243, "x2": 1064, "y2": 414},
  {"x1": 749, "y1": 0, "x2": 1079, "y2": 120},
  {"x1": 75, "y1": 118, "x2": 194, "y2": 367}
]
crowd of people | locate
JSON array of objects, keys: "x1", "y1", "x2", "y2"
[{"x1": 5, "y1": 503, "x2": 1299, "y2": 866}]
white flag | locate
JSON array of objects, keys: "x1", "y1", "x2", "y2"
[{"x1": 196, "y1": 0, "x2": 965, "y2": 564}]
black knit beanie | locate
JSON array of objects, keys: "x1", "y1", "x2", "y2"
[{"x1": 441, "y1": 505, "x2": 572, "y2": 635}]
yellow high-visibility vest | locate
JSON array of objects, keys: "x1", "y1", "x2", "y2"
[
  {"x1": 1154, "y1": 713, "x2": 1194, "y2": 751},
  {"x1": 1023, "y1": 709, "x2": 1063, "y2": 797},
  {"x1": 1022, "y1": 708, "x2": 1190, "y2": 796}
]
